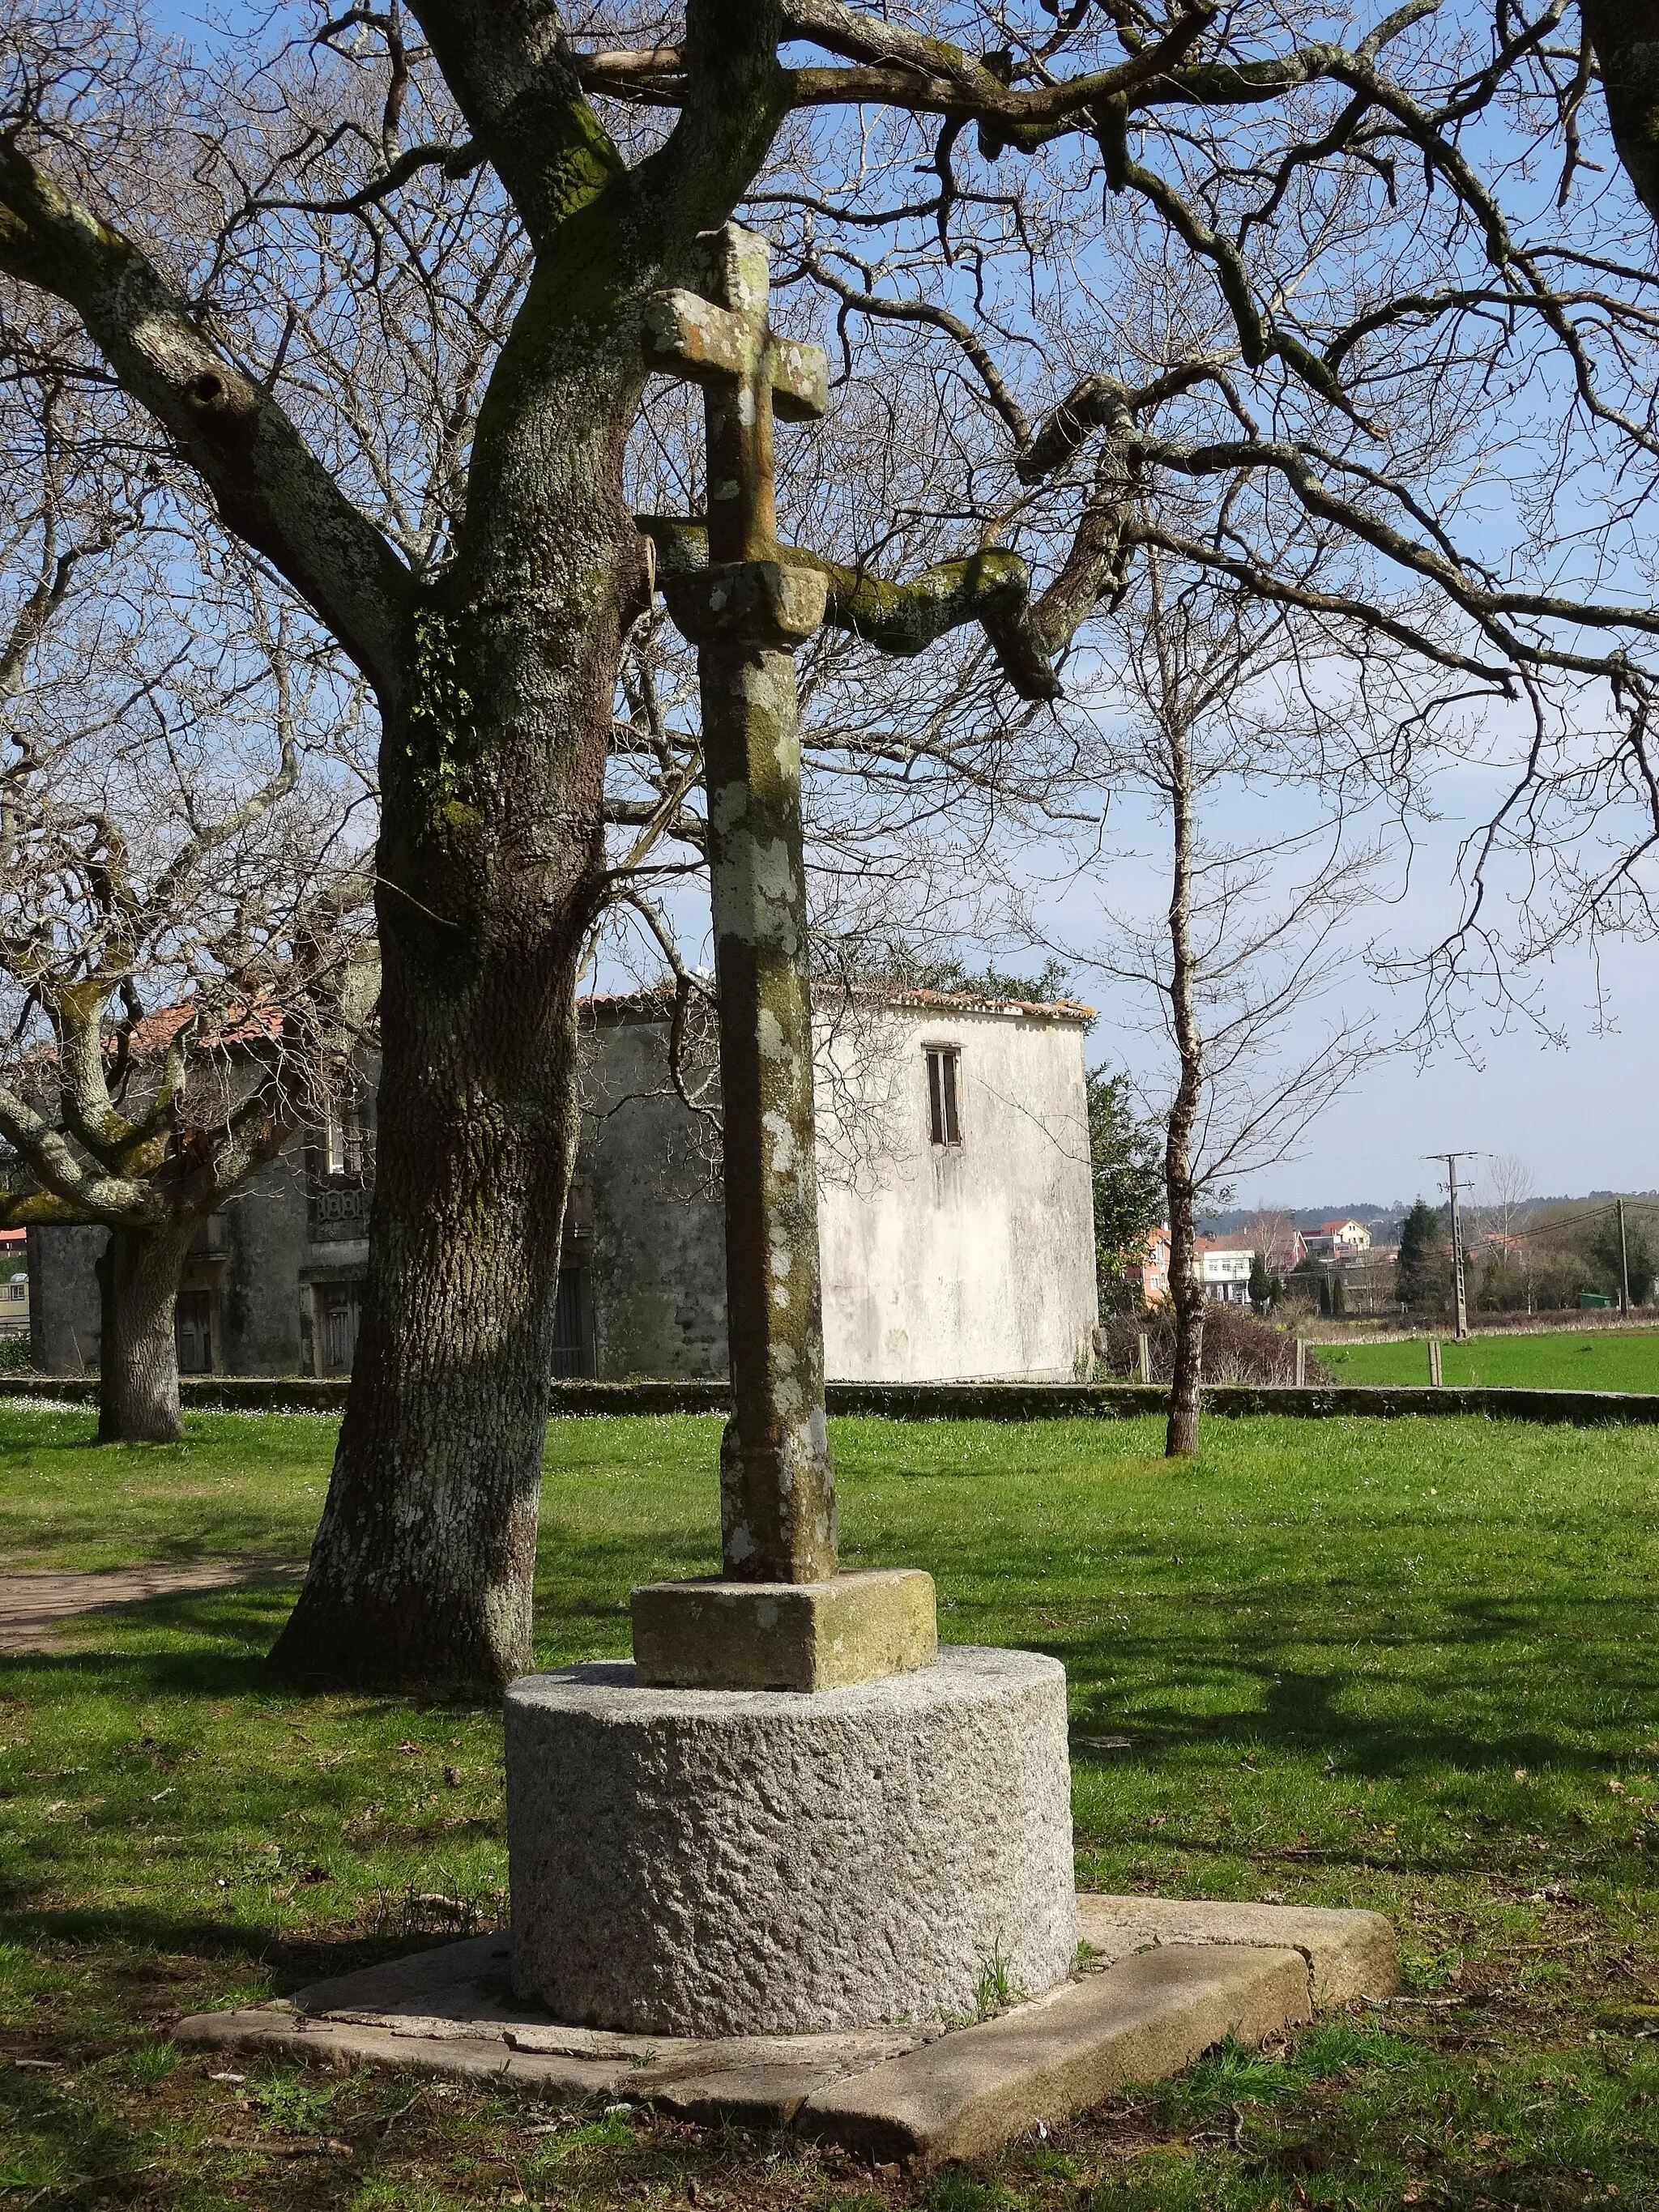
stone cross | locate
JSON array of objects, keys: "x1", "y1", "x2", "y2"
[{"x1": 642, "y1": 224, "x2": 838, "y2": 1584}]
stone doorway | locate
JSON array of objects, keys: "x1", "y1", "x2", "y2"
[{"x1": 176, "y1": 1288, "x2": 213, "y2": 1373}]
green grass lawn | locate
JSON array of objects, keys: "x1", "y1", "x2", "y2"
[
  {"x1": 2, "y1": 1401, "x2": 1659, "y2": 2210},
  {"x1": 1318, "y1": 1326, "x2": 1659, "y2": 1393}
]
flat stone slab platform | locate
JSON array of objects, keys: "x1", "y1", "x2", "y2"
[{"x1": 176, "y1": 1895, "x2": 1395, "y2": 2165}]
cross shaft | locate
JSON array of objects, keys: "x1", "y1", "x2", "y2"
[{"x1": 643, "y1": 225, "x2": 837, "y2": 1583}]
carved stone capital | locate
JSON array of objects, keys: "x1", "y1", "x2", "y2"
[{"x1": 662, "y1": 559, "x2": 829, "y2": 649}]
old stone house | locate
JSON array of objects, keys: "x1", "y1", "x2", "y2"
[
  {"x1": 0, "y1": 1228, "x2": 27, "y2": 1344},
  {"x1": 27, "y1": 986, "x2": 1098, "y2": 1383}
]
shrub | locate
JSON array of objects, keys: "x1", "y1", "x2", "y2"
[{"x1": 1098, "y1": 1304, "x2": 1332, "y2": 1385}]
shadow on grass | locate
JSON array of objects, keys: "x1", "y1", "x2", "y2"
[
  {"x1": 9, "y1": 1568, "x2": 1653, "y2": 1787},
  {"x1": 0, "y1": 2071, "x2": 160, "y2": 2211},
  {"x1": 1040, "y1": 1575, "x2": 1655, "y2": 1784},
  {"x1": 0, "y1": 2058, "x2": 400, "y2": 2212},
  {"x1": 7, "y1": 1518, "x2": 1654, "y2": 1797},
  {"x1": 0, "y1": 1583, "x2": 505, "y2": 1704},
  {"x1": 2, "y1": 1901, "x2": 283, "y2": 1962},
  {"x1": 0, "y1": 1898, "x2": 493, "y2": 1998}
]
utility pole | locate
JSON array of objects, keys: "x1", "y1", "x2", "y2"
[
  {"x1": 1618, "y1": 1197, "x2": 1631, "y2": 1315},
  {"x1": 1425, "y1": 1151, "x2": 1479, "y2": 1342}
]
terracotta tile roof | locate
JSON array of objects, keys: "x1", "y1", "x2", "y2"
[
  {"x1": 857, "y1": 984, "x2": 1095, "y2": 1021},
  {"x1": 122, "y1": 1000, "x2": 285, "y2": 1054},
  {"x1": 579, "y1": 984, "x2": 1094, "y2": 1022}
]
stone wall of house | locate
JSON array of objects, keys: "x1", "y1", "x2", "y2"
[
  {"x1": 578, "y1": 1007, "x2": 729, "y2": 1380},
  {"x1": 28, "y1": 1222, "x2": 105, "y2": 1373},
  {"x1": 218, "y1": 1149, "x2": 313, "y2": 1372}
]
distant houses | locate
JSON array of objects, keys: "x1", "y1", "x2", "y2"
[
  {"x1": 1125, "y1": 1227, "x2": 1254, "y2": 1307},
  {"x1": 1192, "y1": 1235, "x2": 1254, "y2": 1305},
  {"x1": 1257, "y1": 1223, "x2": 1308, "y2": 1275},
  {"x1": 1302, "y1": 1217, "x2": 1372, "y2": 1260},
  {"x1": 1123, "y1": 1212, "x2": 1401, "y2": 1315},
  {"x1": 1135, "y1": 1225, "x2": 1171, "y2": 1306}
]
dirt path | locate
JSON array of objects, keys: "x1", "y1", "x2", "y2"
[{"x1": 0, "y1": 1560, "x2": 307, "y2": 1652}]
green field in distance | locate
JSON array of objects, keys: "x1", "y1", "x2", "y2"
[{"x1": 1316, "y1": 1327, "x2": 1659, "y2": 1392}]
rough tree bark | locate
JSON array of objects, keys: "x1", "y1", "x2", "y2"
[
  {"x1": 267, "y1": 5, "x2": 794, "y2": 1690},
  {"x1": 1580, "y1": 0, "x2": 1659, "y2": 228},
  {"x1": 94, "y1": 1221, "x2": 198, "y2": 1445},
  {"x1": 1163, "y1": 708, "x2": 1205, "y2": 1460}
]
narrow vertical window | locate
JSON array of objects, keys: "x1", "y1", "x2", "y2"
[
  {"x1": 926, "y1": 1047, "x2": 962, "y2": 1146},
  {"x1": 325, "y1": 1090, "x2": 365, "y2": 1175},
  {"x1": 341, "y1": 1102, "x2": 365, "y2": 1177}
]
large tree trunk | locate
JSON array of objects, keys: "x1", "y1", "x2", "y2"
[
  {"x1": 268, "y1": 235, "x2": 659, "y2": 1693},
  {"x1": 95, "y1": 1222, "x2": 195, "y2": 1445},
  {"x1": 268, "y1": 464, "x2": 638, "y2": 1692},
  {"x1": 267, "y1": 15, "x2": 794, "y2": 1696},
  {"x1": 1581, "y1": 1, "x2": 1659, "y2": 229}
]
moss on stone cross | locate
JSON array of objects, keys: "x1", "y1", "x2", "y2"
[{"x1": 642, "y1": 224, "x2": 838, "y2": 1583}]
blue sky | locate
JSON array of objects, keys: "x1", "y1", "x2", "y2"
[
  {"x1": 1217, "y1": 950, "x2": 1654, "y2": 1210},
  {"x1": 1055, "y1": 771, "x2": 1657, "y2": 1210}
]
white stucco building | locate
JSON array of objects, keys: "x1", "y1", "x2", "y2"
[
  {"x1": 574, "y1": 987, "x2": 1099, "y2": 1383},
  {"x1": 1303, "y1": 1217, "x2": 1372, "y2": 1259},
  {"x1": 24, "y1": 985, "x2": 1100, "y2": 1387},
  {"x1": 814, "y1": 992, "x2": 1098, "y2": 1380},
  {"x1": 1191, "y1": 1235, "x2": 1254, "y2": 1304}
]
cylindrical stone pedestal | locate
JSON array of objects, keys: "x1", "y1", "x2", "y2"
[{"x1": 505, "y1": 1646, "x2": 1077, "y2": 2036}]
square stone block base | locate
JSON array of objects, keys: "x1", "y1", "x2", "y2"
[
  {"x1": 629, "y1": 1567, "x2": 936, "y2": 1691},
  {"x1": 173, "y1": 1894, "x2": 1397, "y2": 2168}
]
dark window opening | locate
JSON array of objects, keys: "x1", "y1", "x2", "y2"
[
  {"x1": 325, "y1": 1098, "x2": 366, "y2": 1178},
  {"x1": 551, "y1": 1264, "x2": 594, "y2": 1378},
  {"x1": 926, "y1": 1047, "x2": 962, "y2": 1147},
  {"x1": 176, "y1": 1289, "x2": 213, "y2": 1374}
]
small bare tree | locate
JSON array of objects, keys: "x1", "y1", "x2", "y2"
[
  {"x1": 1473, "y1": 1151, "x2": 1535, "y2": 1308},
  {"x1": 1073, "y1": 565, "x2": 1393, "y2": 1455},
  {"x1": 1482, "y1": 1153, "x2": 1536, "y2": 1241}
]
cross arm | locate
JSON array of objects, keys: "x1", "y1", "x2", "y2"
[
  {"x1": 642, "y1": 289, "x2": 753, "y2": 386},
  {"x1": 639, "y1": 517, "x2": 1057, "y2": 698},
  {"x1": 768, "y1": 336, "x2": 829, "y2": 422},
  {"x1": 642, "y1": 292, "x2": 828, "y2": 419}
]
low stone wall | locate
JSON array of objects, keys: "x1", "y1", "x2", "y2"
[
  {"x1": 3, "y1": 1373, "x2": 1658, "y2": 1426},
  {"x1": 830, "y1": 1380, "x2": 1659, "y2": 1426}
]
